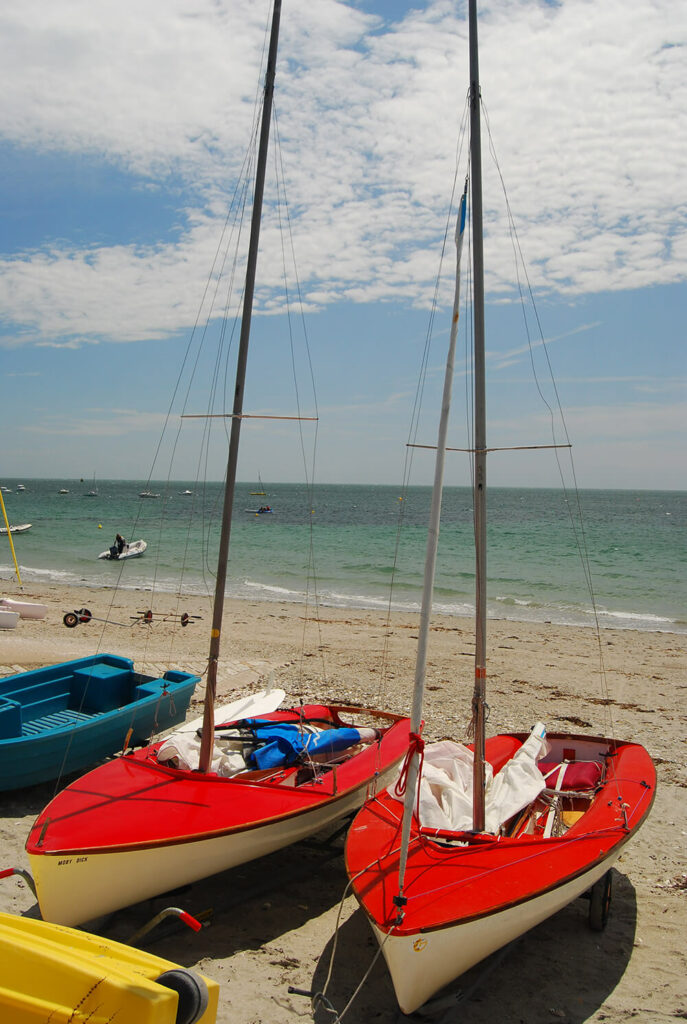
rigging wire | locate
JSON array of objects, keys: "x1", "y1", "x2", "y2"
[
  {"x1": 312, "y1": 871, "x2": 394, "y2": 1023},
  {"x1": 316, "y1": 95, "x2": 473, "y2": 1022},
  {"x1": 377, "y1": 94, "x2": 471, "y2": 708},
  {"x1": 102, "y1": 4, "x2": 324, "y2": 712},
  {"x1": 92, "y1": 4, "x2": 281, "y2": 691},
  {"x1": 481, "y1": 98, "x2": 616, "y2": 741},
  {"x1": 271, "y1": 100, "x2": 325, "y2": 693}
]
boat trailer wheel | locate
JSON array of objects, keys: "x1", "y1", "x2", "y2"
[
  {"x1": 62, "y1": 608, "x2": 92, "y2": 628},
  {"x1": 154, "y1": 969, "x2": 209, "y2": 1024},
  {"x1": 589, "y1": 870, "x2": 612, "y2": 931}
]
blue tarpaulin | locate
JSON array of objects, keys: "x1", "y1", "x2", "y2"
[{"x1": 246, "y1": 720, "x2": 363, "y2": 770}]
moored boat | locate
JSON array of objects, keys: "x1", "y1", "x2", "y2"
[
  {"x1": 0, "y1": 523, "x2": 31, "y2": 535},
  {"x1": 83, "y1": 473, "x2": 98, "y2": 497}
]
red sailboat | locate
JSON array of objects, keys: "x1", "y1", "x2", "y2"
[
  {"x1": 346, "y1": 732, "x2": 654, "y2": 1014},
  {"x1": 25, "y1": 0, "x2": 410, "y2": 928},
  {"x1": 344, "y1": 1, "x2": 655, "y2": 1013},
  {"x1": 27, "y1": 699, "x2": 409, "y2": 927}
]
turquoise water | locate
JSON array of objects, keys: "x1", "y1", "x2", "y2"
[{"x1": 1, "y1": 479, "x2": 685, "y2": 633}]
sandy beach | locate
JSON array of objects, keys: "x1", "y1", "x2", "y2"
[{"x1": 1, "y1": 581, "x2": 685, "y2": 1023}]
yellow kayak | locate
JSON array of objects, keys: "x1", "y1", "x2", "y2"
[{"x1": 0, "y1": 911, "x2": 219, "y2": 1023}]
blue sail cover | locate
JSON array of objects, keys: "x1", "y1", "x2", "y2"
[{"x1": 247, "y1": 720, "x2": 363, "y2": 770}]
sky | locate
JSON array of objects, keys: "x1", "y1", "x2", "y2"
[{"x1": 0, "y1": 0, "x2": 685, "y2": 490}]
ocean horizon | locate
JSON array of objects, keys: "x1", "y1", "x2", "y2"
[{"x1": 1, "y1": 479, "x2": 684, "y2": 635}]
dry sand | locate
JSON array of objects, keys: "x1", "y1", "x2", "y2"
[{"x1": 0, "y1": 581, "x2": 685, "y2": 1023}]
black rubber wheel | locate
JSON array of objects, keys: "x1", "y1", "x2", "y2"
[
  {"x1": 589, "y1": 870, "x2": 612, "y2": 931},
  {"x1": 63, "y1": 612, "x2": 79, "y2": 628},
  {"x1": 78, "y1": 607, "x2": 92, "y2": 623},
  {"x1": 155, "y1": 969, "x2": 209, "y2": 1024}
]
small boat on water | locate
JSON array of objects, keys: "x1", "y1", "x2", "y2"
[
  {"x1": 98, "y1": 539, "x2": 147, "y2": 560},
  {"x1": 16, "y1": 484, "x2": 25, "y2": 492},
  {"x1": 83, "y1": 473, "x2": 98, "y2": 497},
  {"x1": 0, "y1": 910, "x2": 218, "y2": 1023},
  {"x1": 0, "y1": 523, "x2": 31, "y2": 535},
  {"x1": 0, "y1": 653, "x2": 199, "y2": 792},
  {"x1": 139, "y1": 490, "x2": 161, "y2": 498},
  {"x1": 245, "y1": 505, "x2": 273, "y2": 514},
  {"x1": 58, "y1": 488, "x2": 69, "y2": 494}
]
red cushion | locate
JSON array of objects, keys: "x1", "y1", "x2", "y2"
[{"x1": 539, "y1": 760, "x2": 602, "y2": 790}]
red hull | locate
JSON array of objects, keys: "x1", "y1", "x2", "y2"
[{"x1": 346, "y1": 733, "x2": 655, "y2": 937}]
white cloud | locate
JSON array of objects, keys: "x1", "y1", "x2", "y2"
[
  {"x1": 489, "y1": 322, "x2": 603, "y2": 370},
  {"x1": 21, "y1": 407, "x2": 170, "y2": 437},
  {"x1": 0, "y1": 0, "x2": 684, "y2": 349}
]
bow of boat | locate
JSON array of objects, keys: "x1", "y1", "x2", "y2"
[{"x1": 346, "y1": 733, "x2": 656, "y2": 937}]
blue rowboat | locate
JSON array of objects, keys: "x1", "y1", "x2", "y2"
[{"x1": 0, "y1": 654, "x2": 198, "y2": 791}]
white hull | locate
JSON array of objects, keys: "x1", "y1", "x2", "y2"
[
  {"x1": 98, "y1": 539, "x2": 147, "y2": 560},
  {"x1": 0, "y1": 523, "x2": 31, "y2": 535},
  {"x1": 0, "y1": 609, "x2": 19, "y2": 630},
  {"x1": 374, "y1": 851, "x2": 619, "y2": 1015},
  {"x1": 0, "y1": 598, "x2": 47, "y2": 620},
  {"x1": 30, "y1": 764, "x2": 396, "y2": 927}
]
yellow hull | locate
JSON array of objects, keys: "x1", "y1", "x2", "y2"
[{"x1": 0, "y1": 911, "x2": 219, "y2": 1023}]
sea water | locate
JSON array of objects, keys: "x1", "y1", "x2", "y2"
[{"x1": 1, "y1": 480, "x2": 684, "y2": 634}]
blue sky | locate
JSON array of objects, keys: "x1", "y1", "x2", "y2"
[{"x1": 1, "y1": 0, "x2": 685, "y2": 490}]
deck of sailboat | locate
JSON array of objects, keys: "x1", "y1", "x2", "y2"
[
  {"x1": 346, "y1": 732, "x2": 656, "y2": 937},
  {"x1": 27, "y1": 705, "x2": 411, "y2": 855}
]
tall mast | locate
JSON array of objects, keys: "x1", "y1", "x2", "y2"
[
  {"x1": 468, "y1": 0, "x2": 487, "y2": 831},
  {"x1": 395, "y1": 189, "x2": 467, "y2": 901},
  {"x1": 199, "y1": 0, "x2": 283, "y2": 773}
]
